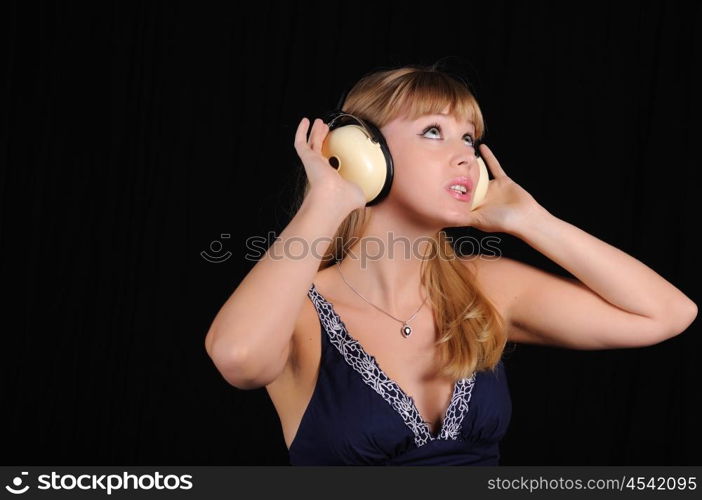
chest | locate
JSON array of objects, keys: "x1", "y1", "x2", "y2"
[
  {"x1": 286, "y1": 283, "x2": 513, "y2": 462},
  {"x1": 329, "y1": 302, "x2": 456, "y2": 432}
]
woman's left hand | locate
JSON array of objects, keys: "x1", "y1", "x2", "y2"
[{"x1": 463, "y1": 144, "x2": 546, "y2": 234}]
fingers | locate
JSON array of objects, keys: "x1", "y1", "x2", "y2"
[
  {"x1": 308, "y1": 118, "x2": 328, "y2": 153},
  {"x1": 294, "y1": 117, "x2": 310, "y2": 153},
  {"x1": 294, "y1": 117, "x2": 328, "y2": 155}
]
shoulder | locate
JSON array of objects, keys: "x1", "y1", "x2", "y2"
[
  {"x1": 458, "y1": 252, "x2": 530, "y2": 284},
  {"x1": 458, "y1": 253, "x2": 523, "y2": 281},
  {"x1": 289, "y1": 279, "x2": 325, "y2": 375},
  {"x1": 264, "y1": 278, "x2": 323, "y2": 401},
  {"x1": 278, "y1": 267, "x2": 340, "y2": 379},
  {"x1": 456, "y1": 254, "x2": 523, "y2": 328}
]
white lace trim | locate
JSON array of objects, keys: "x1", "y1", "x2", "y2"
[{"x1": 308, "y1": 284, "x2": 477, "y2": 447}]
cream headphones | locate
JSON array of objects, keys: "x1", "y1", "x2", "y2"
[{"x1": 320, "y1": 84, "x2": 489, "y2": 210}]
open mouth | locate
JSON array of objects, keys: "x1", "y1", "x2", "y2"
[
  {"x1": 446, "y1": 185, "x2": 472, "y2": 202},
  {"x1": 445, "y1": 177, "x2": 472, "y2": 202}
]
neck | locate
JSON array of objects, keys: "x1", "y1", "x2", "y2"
[{"x1": 336, "y1": 203, "x2": 442, "y2": 316}]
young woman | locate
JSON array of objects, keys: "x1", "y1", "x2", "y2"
[{"x1": 204, "y1": 63, "x2": 697, "y2": 465}]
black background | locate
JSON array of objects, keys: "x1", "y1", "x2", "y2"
[{"x1": 1, "y1": 1, "x2": 700, "y2": 465}]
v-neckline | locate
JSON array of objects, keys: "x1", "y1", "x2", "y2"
[{"x1": 309, "y1": 283, "x2": 475, "y2": 444}]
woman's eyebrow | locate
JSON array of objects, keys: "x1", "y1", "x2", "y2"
[{"x1": 421, "y1": 114, "x2": 476, "y2": 135}]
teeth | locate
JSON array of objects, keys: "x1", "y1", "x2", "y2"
[{"x1": 449, "y1": 184, "x2": 467, "y2": 193}]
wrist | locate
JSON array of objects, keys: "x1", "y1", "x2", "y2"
[
  {"x1": 507, "y1": 203, "x2": 554, "y2": 239},
  {"x1": 298, "y1": 190, "x2": 355, "y2": 228}
]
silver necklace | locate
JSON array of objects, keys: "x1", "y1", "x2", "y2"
[{"x1": 335, "y1": 261, "x2": 428, "y2": 339}]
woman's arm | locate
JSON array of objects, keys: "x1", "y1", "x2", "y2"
[
  {"x1": 464, "y1": 143, "x2": 696, "y2": 350},
  {"x1": 473, "y1": 205, "x2": 697, "y2": 349},
  {"x1": 206, "y1": 116, "x2": 366, "y2": 389},
  {"x1": 205, "y1": 192, "x2": 349, "y2": 389}
]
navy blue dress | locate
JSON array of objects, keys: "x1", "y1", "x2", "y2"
[{"x1": 288, "y1": 284, "x2": 512, "y2": 466}]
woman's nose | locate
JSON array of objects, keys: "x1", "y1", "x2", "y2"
[{"x1": 452, "y1": 143, "x2": 478, "y2": 167}]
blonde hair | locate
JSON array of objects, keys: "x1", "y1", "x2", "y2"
[{"x1": 294, "y1": 63, "x2": 508, "y2": 380}]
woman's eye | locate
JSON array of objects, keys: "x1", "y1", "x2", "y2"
[
  {"x1": 422, "y1": 125, "x2": 475, "y2": 146},
  {"x1": 422, "y1": 126, "x2": 441, "y2": 138}
]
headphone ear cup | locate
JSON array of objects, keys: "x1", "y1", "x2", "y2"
[
  {"x1": 321, "y1": 116, "x2": 394, "y2": 206},
  {"x1": 470, "y1": 157, "x2": 489, "y2": 211}
]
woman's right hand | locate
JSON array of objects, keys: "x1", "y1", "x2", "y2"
[{"x1": 294, "y1": 117, "x2": 367, "y2": 214}]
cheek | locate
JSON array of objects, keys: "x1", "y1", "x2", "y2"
[
  {"x1": 391, "y1": 161, "x2": 441, "y2": 201},
  {"x1": 392, "y1": 163, "x2": 421, "y2": 192},
  {"x1": 393, "y1": 149, "x2": 437, "y2": 181}
]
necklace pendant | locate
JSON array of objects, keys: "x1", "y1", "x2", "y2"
[{"x1": 401, "y1": 324, "x2": 412, "y2": 338}]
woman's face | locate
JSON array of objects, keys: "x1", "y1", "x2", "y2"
[{"x1": 379, "y1": 105, "x2": 480, "y2": 228}]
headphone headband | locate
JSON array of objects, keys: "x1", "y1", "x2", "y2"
[{"x1": 323, "y1": 111, "x2": 381, "y2": 144}]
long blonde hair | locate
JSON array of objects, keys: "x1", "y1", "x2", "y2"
[{"x1": 294, "y1": 63, "x2": 508, "y2": 379}]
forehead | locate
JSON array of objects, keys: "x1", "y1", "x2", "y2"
[{"x1": 385, "y1": 108, "x2": 476, "y2": 134}]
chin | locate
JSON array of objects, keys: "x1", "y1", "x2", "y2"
[
  {"x1": 438, "y1": 202, "x2": 473, "y2": 224},
  {"x1": 392, "y1": 195, "x2": 469, "y2": 229},
  {"x1": 441, "y1": 216, "x2": 472, "y2": 229},
  {"x1": 414, "y1": 209, "x2": 467, "y2": 233}
]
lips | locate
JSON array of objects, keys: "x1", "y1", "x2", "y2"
[
  {"x1": 445, "y1": 176, "x2": 473, "y2": 192},
  {"x1": 443, "y1": 176, "x2": 472, "y2": 202}
]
